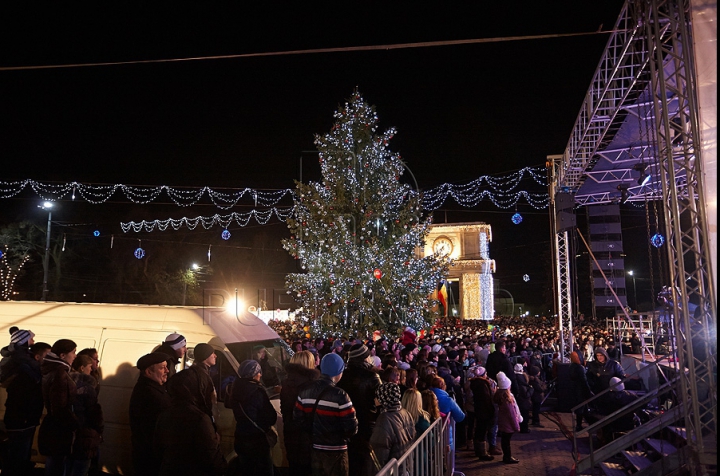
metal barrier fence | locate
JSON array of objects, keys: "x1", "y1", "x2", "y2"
[{"x1": 376, "y1": 415, "x2": 456, "y2": 476}]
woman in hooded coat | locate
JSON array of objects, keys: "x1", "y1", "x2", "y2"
[
  {"x1": 280, "y1": 351, "x2": 320, "y2": 476},
  {"x1": 369, "y1": 383, "x2": 416, "y2": 469}
]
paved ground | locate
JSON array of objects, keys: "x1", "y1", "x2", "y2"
[{"x1": 456, "y1": 412, "x2": 584, "y2": 476}]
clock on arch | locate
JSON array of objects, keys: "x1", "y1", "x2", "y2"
[{"x1": 432, "y1": 236, "x2": 453, "y2": 255}]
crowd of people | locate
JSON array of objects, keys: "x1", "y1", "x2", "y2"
[
  {"x1": 1, "y1": 327, "x2": 102, "y2": 476},
  {"x1": 1, "y1": 313, "x2": 640, "y2": 476}
]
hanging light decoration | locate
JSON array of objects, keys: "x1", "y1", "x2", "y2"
[
  {"x1": 523, "y1": 274, "x2": 530, "y2": 282},
  {"x1": 134, "y1": 240, "x2": 145, "y2": 259},
  {"x1": 651, "y1": 233, "x2": 665, "y2": 248},
  {"x1": 511, "y1": 212, "x2": 523, "y2": 224},
  {"x1": 221, "y1": 229, "x2": 231, "y2": 240},
  {"x1": 93, "y1": 230, "x2": 100, "y2": 237}
]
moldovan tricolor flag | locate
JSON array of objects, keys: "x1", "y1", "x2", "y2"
[{"x1": 438, "y1": 281, "x2": 448, "y2": 317}]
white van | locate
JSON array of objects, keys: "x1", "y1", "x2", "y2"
[{"x1": 0, "y1": 300, "x2": 293, "y2": 475}]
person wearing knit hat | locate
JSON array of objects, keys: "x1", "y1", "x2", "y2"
[
  {"x1": 183, "y1": 343, "x2": 217, "y2": 422},
  {"x1": 527, "y1": 365, "x2": 546, "y2": 427},
  {"x1": 468, "y1": 364, "x2": 497, "y2": 461},
  {"x1": 10, "y1": 329, "x2": 35, "y2": 347},
  {"x1": 492, "y1": 371, "x2": 521, "y2": 464},
  {"x1": 156, "y1": 333, "x2": 186, "y2": 378},
  {"x1": 370, "y1": 382, "x2": 415, "y2": 468},
  {"x1": 1, "y1": 328, "x2": 43, "y2": 475},
  {"x1": 347, "y1": 343, "x2": 370, "y2": 362},
  {"x1": 320, "y1": 352, "x2": 344, "y2": 378},
  {"x1": 227, "y1": 359, "x2": 277, "y2": 476},
  {"x1": 513, "y1": 364, "x2": 532, "y2": 433},
  {"x1": 294, "y1": 353, "x2": 357, "y2": 475},
  {"x1": 496, "y1": 371, "x2": 512, "y2": 390},
  {"x1": 336, "y1": 341, "x2": 382, "y2": 475}
]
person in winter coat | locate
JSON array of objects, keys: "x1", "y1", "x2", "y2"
[
  {"x1": 155, "y1": 333, "x2": 186, "y2": 377},
  {"x1": 154, "y1": 368, "x2": 227, "y2": 476},
  {"x1": 129, "y1": 352, "x2": 172, "y2": 476},
  {"x1": 1, "y1": 329, "x2": 43, "y2": 476},
  {"x1": 569, "y1": 351, "x2": 593, "y2": 431},
  {"x1": 280, "y1": 351, "x2": 320, "y2": 476},
  {"x1": 469, "y1": 366, "x2": 496, "y2": 461},
  {"x1": 294, "y1": 353, "x2": 358, "y2": 476},
  {"x1": 69, "y1": 354, "x2": 104, "y2": 475},
  {"x1": 185, "y1": 343, "x2": 218, "y2": 425},
  {"x1": 586, "y1": 347, "x2": 626, "y2": 397},
  {"x1": 513, "y1": 363, "x2": 532, "y2": 433},
  {"x1": 227, "y1": 359, "x2": 278, "y2": 476},
  {"x1": 401, "y1": 389, "x2": 431, "y2": 437},
  {"x1": 599, "y1": 377, "x2": 639, "y2": 442},
  {"x1": 336, "y1": 343, "x2": 382, "y2": 476},
  {"x1": 369, "y1": 383, "x2": 415, "y2": 469},
  {"x1": 38, "y1": 339, "x2": 80, "y2": 476},
  {"x1": 429, "y1": 376, "x2": 465, "y2": 423},
  {"x1": 76, "y1": 348, "x2": 102, "y2": 394},
  {"x1": 527, "y1": 365, "x2": 546, "y2": 427},
  {"x1": 485, "y1": 339, "x2": 518, "y2": 397},
  {"x1": 493, "y1": 372, "x2": 521, "y2": 465}
]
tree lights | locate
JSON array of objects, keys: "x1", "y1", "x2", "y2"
[{"x1": 282, "y1": 91, "x2": 451, "y2": 335}]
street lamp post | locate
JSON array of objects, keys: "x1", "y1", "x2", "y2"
[
  {"x1": 182, "y1": 263, "x2": 201, "y2": 305},
  {"x1": 40, "y1": 202, "x2": 53, "y2": 302},
  {"x1": 628, "y1": 270, "x2": 637, "y2": 310}
]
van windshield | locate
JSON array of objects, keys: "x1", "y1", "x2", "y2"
[{"x1": 226, "y1": 339, "x2": 291, "y2": 388}]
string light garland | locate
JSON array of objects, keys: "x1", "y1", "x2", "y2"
[
  {"x1": 121, "y1": 207, "x2": 294, "y2": 232},
  {"x1": 2, "y1": 167, "x2": 548, "y2": 213},
  {"x1": 0, "y1": 180, "x2": 293, "y2": 209}
]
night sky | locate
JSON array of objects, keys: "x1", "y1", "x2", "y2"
[{"x1": 0, "y1": 2, "x2": 635, "y2": 312}]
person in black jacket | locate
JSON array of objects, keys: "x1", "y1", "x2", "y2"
[
  {"x1": 280, "y1": 351, "x2": 320, "y2": 476},
  {"x1": 129, "y1": 352, "x2": 171, "y2": 476},
  {"x1": 154, "y1": 368, "x2": 227, "y2": 476},
  {"x1": 469, "y1": 366, "x2": 496, "y2": 461},
  {"x1": 569, "y1": 351, "x2": 593, "y2": 431},
  {"x1": 485, "y1": 340, "x2": 518, "y2": 396},
  {"x1": 1, "y1": 329, "x2": 43, "y2": 476},
  {"x1": 295, "y1": 353, "x2": 358, "y2": 476},
  {"x1": 513, "y1": 363, "x2": 532, "y2": 433},
  {"x1": 227, "y1": 359, "x2": 278, "y2": 476},
  {"x1": 586, "y1": 347, "x2": 626, "y2": 396},
  {"x1": 336, "y1": 343, "x2": 381, "y2": 476}
]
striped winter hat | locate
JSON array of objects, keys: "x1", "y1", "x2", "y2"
[
  {"x1": 10, "y1": 329, "x2": 35, "y2": 346},
  {"x1": 165, "y1": 333, "x2": 186, "y2": 350}
]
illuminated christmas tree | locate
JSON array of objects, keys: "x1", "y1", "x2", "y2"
[{"x1": 283, "y1": 90, "x2": 451, "y2": 335}]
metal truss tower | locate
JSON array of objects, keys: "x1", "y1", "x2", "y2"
[{"x1": 552, "y1": 0, "x2": 717, "y2": 472}]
